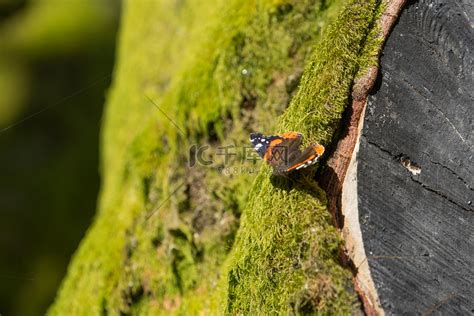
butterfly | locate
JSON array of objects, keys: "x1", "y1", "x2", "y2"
[{"x1": 250, "y1": 131, "x2": 325, "y2": 175}]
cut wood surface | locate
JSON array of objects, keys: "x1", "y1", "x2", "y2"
[{"x1": 357, "y1": 0, "x2": 473, "y2": 314}]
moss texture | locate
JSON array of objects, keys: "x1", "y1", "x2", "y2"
[{"x1": 49, "y1": 0, "x2": 384, "y2": 314}]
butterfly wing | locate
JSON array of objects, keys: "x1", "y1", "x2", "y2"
[
  {"x1": 285, "y1": 144, "x2": 325, "y2": 172},
  {"x1": 279, "y1": 132, "x2": 303, "y2": 163},
  {"x1": 250, "y1": 132, "x2": 277, "y2": 158},
  {"x1": 263, "y1": 132, "x2": 303, "y2": 174},
  {"x1": 250, "y1": 132, "x2": 324, "y2": 175}
]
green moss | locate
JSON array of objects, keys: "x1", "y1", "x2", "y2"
[
  {"x1": 279, "y1": 0, "x2": 381, "y2": 143},
  {"x1": 49, "y1": 0, "x2": 386, "y2": 315},
  {"x1": 221, "y1": 176, "x2": 354, "y2": 314},
  {"x1": 354, "y1": 2, "x2": 385, "y2": 80},
  {"x1": 220, "y1": 2, "x2": 383, "y2": 313},
  {"x1": 0, "y1": 0, "x2": 116, "y2": 59}
]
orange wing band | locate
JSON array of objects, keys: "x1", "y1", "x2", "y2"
[
  {"x1": 285, "y1": 143, "x2": 325, "y2": 172},
  {"x1": 263, "y1": 138, "x2": 283, "y2": 161},
  {"x1": 279, "y1": 131, "x2": 302, "y2": 139}
]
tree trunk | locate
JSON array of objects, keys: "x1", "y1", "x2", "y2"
[{"x1": 48, "y1": 0, "x2": 473, "y2": 315}]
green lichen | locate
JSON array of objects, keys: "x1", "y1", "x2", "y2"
[{"x1": 49, "y1": 0, "x2": 386, "y2": 315}]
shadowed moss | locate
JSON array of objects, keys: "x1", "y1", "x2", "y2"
[{"x1": 49, "y1": 0, "x2": 385, "y2": 315}]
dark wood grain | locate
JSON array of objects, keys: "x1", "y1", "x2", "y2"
[{"x1": 357, "y1": 0, "x2": 474, "y2": 314}]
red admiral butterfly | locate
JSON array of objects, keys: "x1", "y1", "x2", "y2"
[{"x1": 250, "y1": 131, "x2": 325, "y2": 175}]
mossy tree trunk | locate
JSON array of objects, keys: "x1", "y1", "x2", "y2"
[{"x1": 49, "y1": 0, "x2": 389, "y2": 314}]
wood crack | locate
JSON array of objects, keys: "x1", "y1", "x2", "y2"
[
  {"x1": 398, "y1": 76, "x2": 469, "y2": 145},
  {"x1": 365, "y1": 139, "x2": 473, "y2": 212},
  {"x1": 422, "y1": 151, "x2": 473, "y2": 191}
]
